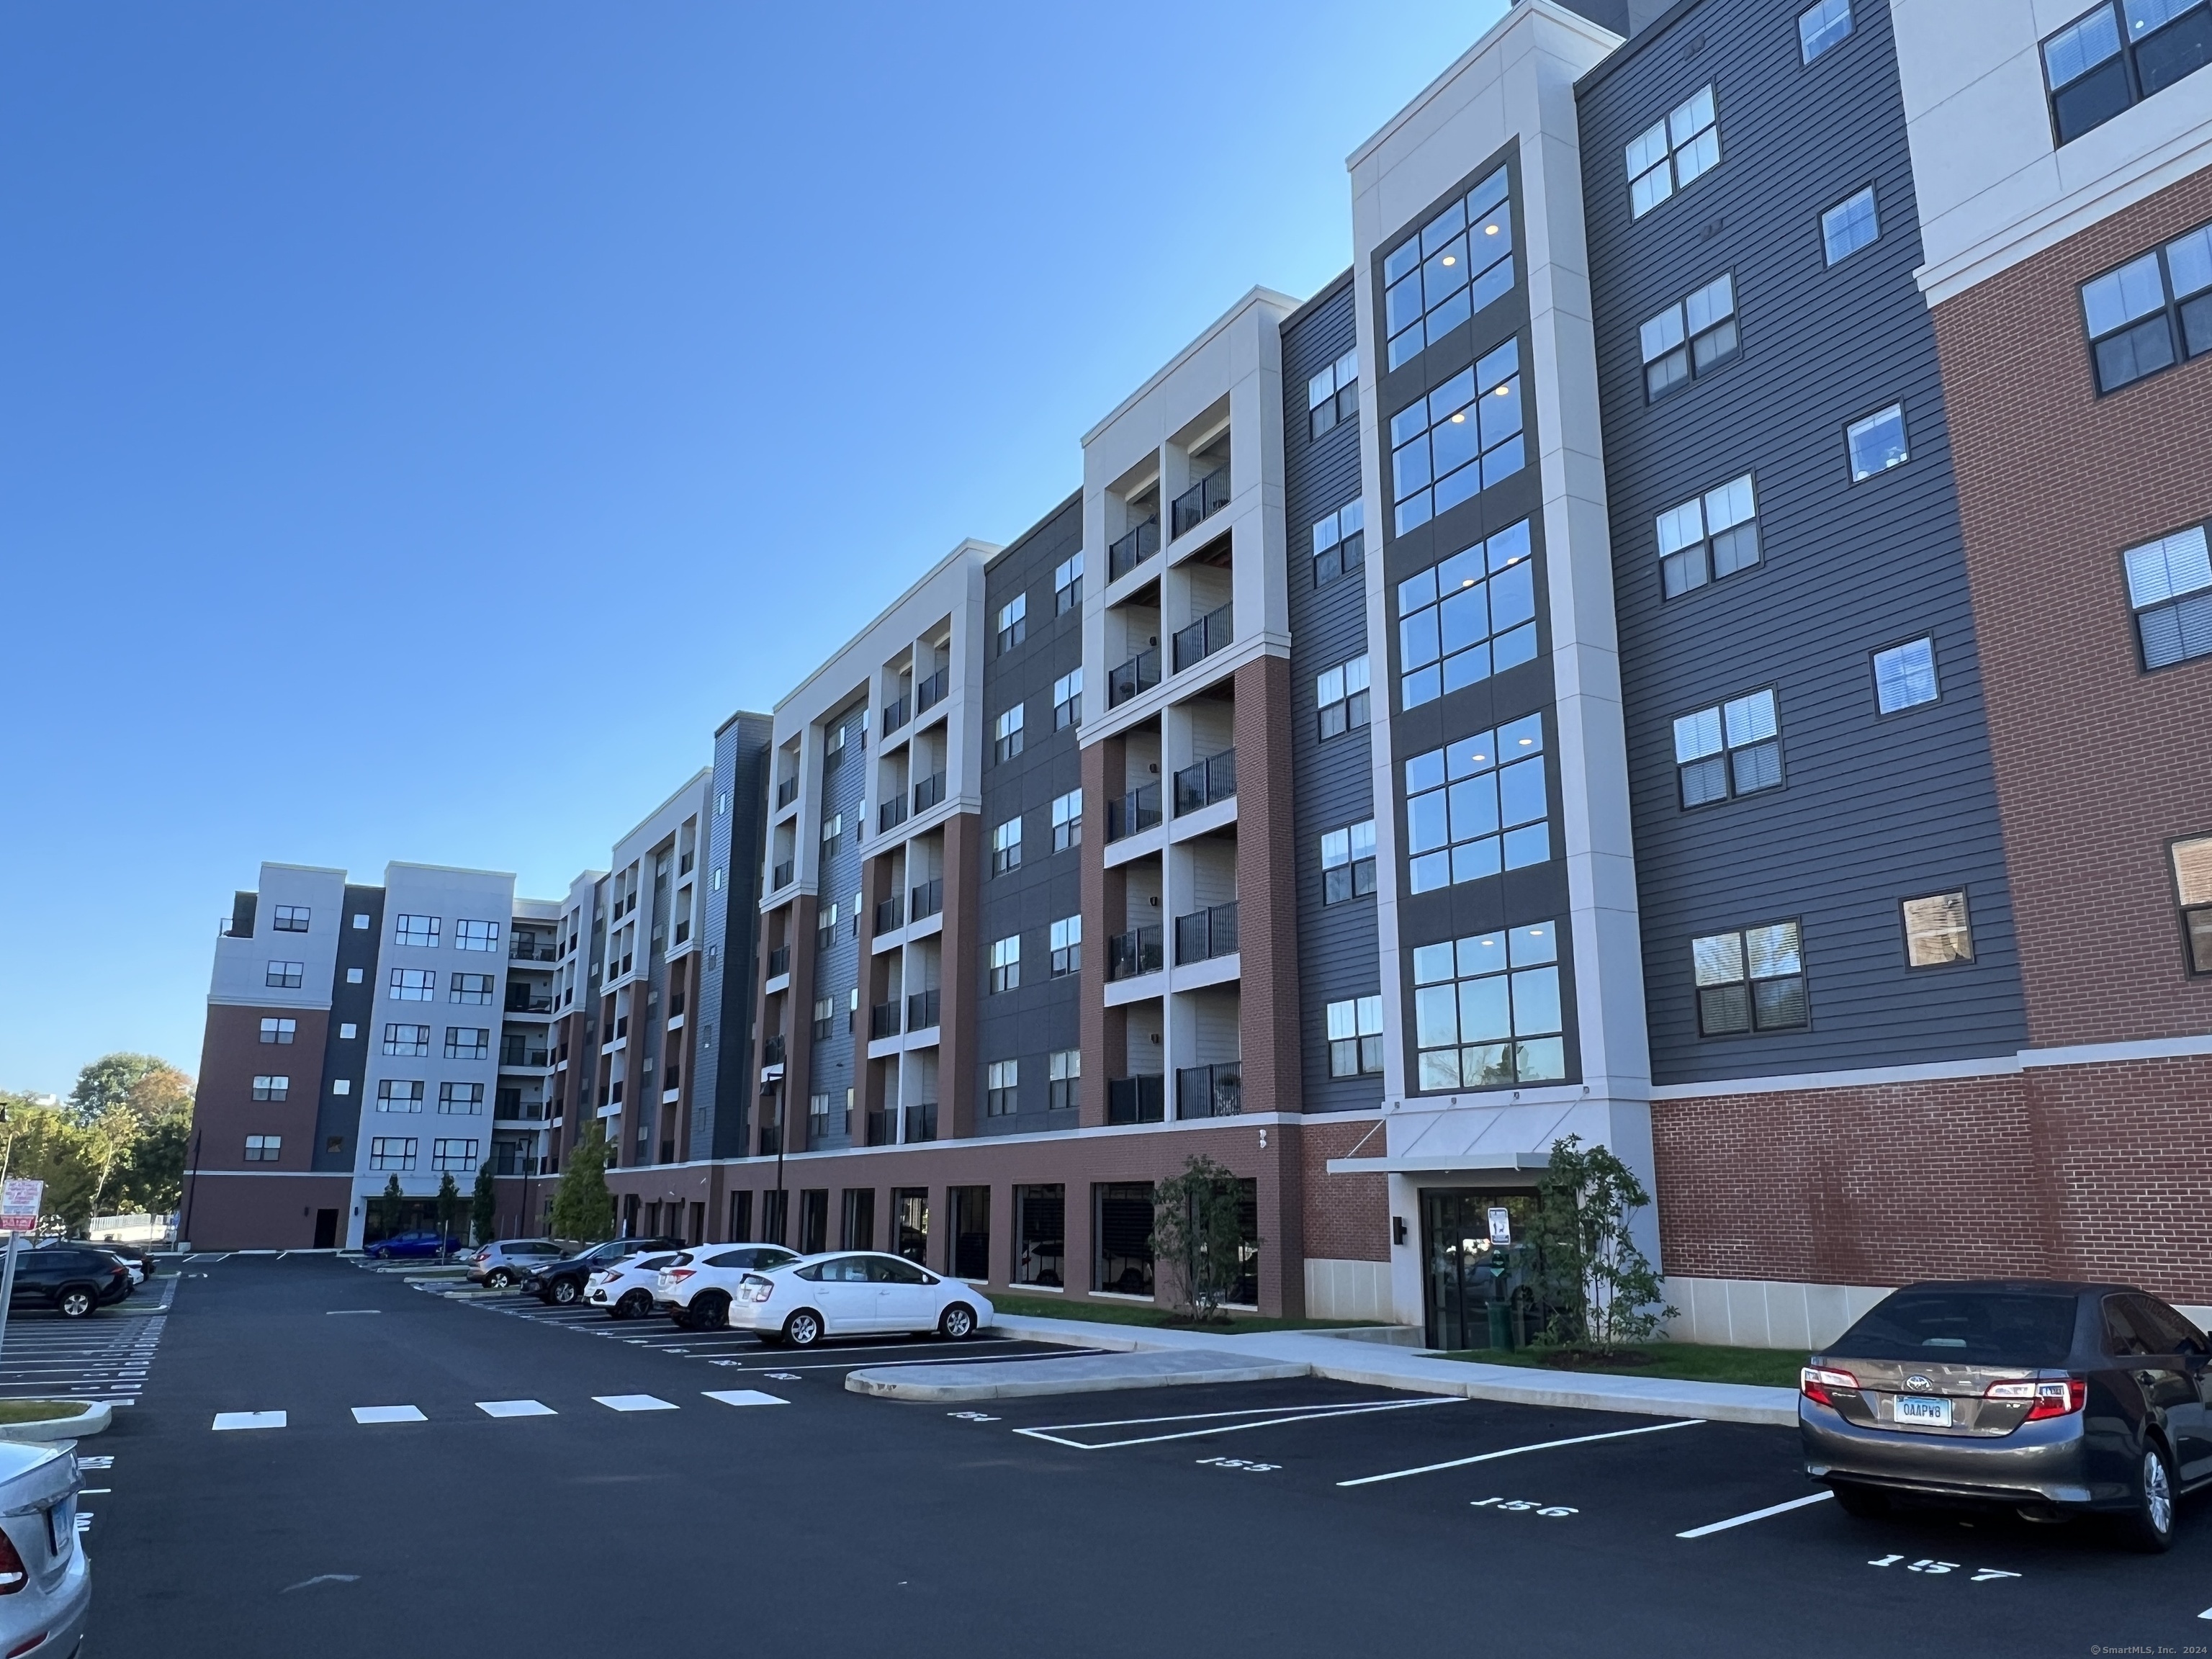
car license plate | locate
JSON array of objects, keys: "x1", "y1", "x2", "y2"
[
  {"x1": 1894, "y1": 1394, "x2": 1952, "y2": 1427},
  {"x1": 45, "y1": 1495, "x2": 75, "y2": 1557}
]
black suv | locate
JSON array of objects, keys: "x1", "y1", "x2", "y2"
[
  {"x1": 9, "y1": 1247, "x2": 132, "y2": 1318},
  {"x1": 523, "y1": 1237, "x2": 685, "y2": 1306}
]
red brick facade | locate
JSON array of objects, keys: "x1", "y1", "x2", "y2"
[{"x1": 1298, "y1": 1117, "x2": 1390, "y2": 1264}]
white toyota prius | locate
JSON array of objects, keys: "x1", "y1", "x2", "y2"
[{"x1": 728, "y1": 1251, "x2": 994, "y2": 1348}]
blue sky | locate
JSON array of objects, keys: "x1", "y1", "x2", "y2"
[{"x1": 0, "y1": 1, "x2": 1505, "y2": 1097}]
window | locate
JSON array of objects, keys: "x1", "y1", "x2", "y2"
[
  {"x1": 338, "y1": 1023, "x2": 356, "y2": 1039},
  {"x1": 807, "y1": 1093, "x2": 837, "y2": 1142},
  {"x1": 272, "y1": 904, "x2": 310, "y2": 933},
  {"x1": 1055, "y1": 552, "x2": 1084, "y2": 614},
  {"x1": 377, "y1": 1079, "x2": 426, "y2": 1113},
  {"x1": 258, "y1": 1017, "x2": 296, "y2": 1045},
  {"x1": 369, "y1": 1137, "x2": 418, "y2": 1171},
  {"x1": 1694, "y1": 921, "x2": 1807, "y2": 1035},
  {"x1": 815, "y1": 902, "x2": 840, "y2": 944},
  {"x1": 1307, "y1": 348, "x2": 1361, "y2": 438},
  {"x1": 1317, "y1": 654, "x2": 1372, "y2": 739},
  {"x1": 1413, "y1": 922, "x2": 1565, "y2": 1089},
  {"x1": 432, "y1": 1138, "x2": 480, "y2": 1173},
  {"x1": 997, "y1": 593, "x2": 1028, "y2": 653},
  {"x1": 1627, "y1": 85, "x2": 1719, "y2": 218},
  {"x1": 1658, "y1": 474, "x2": 1759, "y2": 598},
  {"x1": 353, "y1": 912, "x2": 370, "y2": 929},
  {"x1": 1404, "y1": 713, "x2": 1549, "y2": 891},
  {"x1": 390, "y1": 968, "x2": 436, "y2": 1002},
  {"x1": 986, "y1": 1059, "x2": 1019, "y2": 1117},
  {"x1": 449, "y1": 973, "x2": 494, "y2": 1005},
  {"x1": 1312, "y1": 499, "x2": 1367, "y2": 588},
  {"x1": 1673, "y1": 689, "x2": 1783, "y2": 806},
  {"x1": 1822, "y1": 186, "x2": 1879, "y2": 266},
  {"x1": 244, "y1": 1134, "x2": 282, "y2": 1162},
  {"x1": 265, "y1": 960, "x2": 304, "y2": 989},
  {"x1": 251, "y1": 1075, "x2": 289, "y2": 1102},
  {"x1": 1902, "y1": 891, "x2": 1974, "y2": 968},
  {"x1": 332, "y1": 1079, "x2": 351, "y2": 1095},
  {"x1": 454, "y1": 919, "x2": 499, "y2": 952},
  {"x1": 1094, "y1": 1182, "x2": 1155, "y2": 1297},
  {"x1": 1382, "y1": 167, "x2": 1514, "y2": 371},
  {"x1": 812, "y1": 997, "x2": 835, "y2": 1040},
  {"x1": 384, "y1": 1023, "x2": 430, "y2": 1056},
  {"x1": 1051, "y1": 790, "x2": 1083, "y2": 851},
  {"x1": 2082, "y1": 224, "x2": 2212, "y2": 392},
  {"x1": 989, "y1": 935, "x2": 1021, "y2": 994},
  {"x1": 2173, "y1": 836, "x2": 2212, "y2": 973},
  {"x1": 992, "y1": 815, "x2": 1023, "y2": 873},
  {"x1": 1053, "y1": 669, "x2": 1082, "y2": 729},
  {"x1": 439, "y1": 1082, "x2": 485, "y2": 1115},
  {"x1": 346, "y1": 968, "x2": 363, "y2": 984},
  {"x1": 1641, "y1": 274, "x2": 1738, "y2": 400},
  {"x1": 444, "y1": 1026, "x2": 490, "y2": 1060},
  {"x1": 393, "y1": 914, "x2": 440, "y2": 948},
  {"x1": 1396, "y1": 518, "x2": 1537, "y2": 710},
  {"x1": 1326, "y1": 996, "x2": 1385, "y2": 1077},
  {"x1": 1048, "y1": 1049, "x2": 1080, "y2": 1111},
  {"x1": 1051, "y1": 915, "x2": 1082, "y2": 976},
  {"x1": 1390, "y1": 338, "x2": 1524, "y2": 534},
  {"x1": 2041, "y1": 0, "x2": 2212, "y2": 145},
  {"x1": 1798, "y1": 0, "x2": 1853, "y2": 61},
  {"x1": 716, "y1": 790, "x2": 729, "y2": 816},
  {"x1": 994, "y1": 704, "x2": 1025, "y2": 763},
  {"x1": 1846, "y1": 403, "x2": 1909, "y2": 480},
  {"x1": 821, "y1": 811, "x2": 845, "y2": 848},
  {"x1": 1874, "y1": 637, "x2": 1941, "y2": 713},
  {"x1": 1321, "y1": 819, "x2": 1377, "y2": 904}
]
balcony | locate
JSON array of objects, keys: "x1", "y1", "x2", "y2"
[
  {"x1": 904, "y1": 1102, "x2": 939, "y2": 1143},
  {"x1": 505, "y1": 992, "x2": 553, "y2": 1015},
  {"x1": 1177, "y1": 1061, "x2": 1243, "y2": 1118},
  {"x1": 874, "y1": 894, "x2": 904, "y2": 935},
  {"x1": 870, "y1": 1001, "x2": 901, "y2": 1041},
  {"x1": 776, "y1": 777, "x2": 799, "y2": 809},
  {"x1": 1174, "y1": 900, "x2": 1239, "y2": 965},
  {"x1": 766, "y1": 945, "x2": 791, "y2": 978},
  {"x1": 508, "y1": 942, "x2": 555, "y2": 963},
  {"x1": 1107, "y1": 516, "x2": 1160, "y2": 583},
  {"x1": 909, "y1": 878, "x2": 943, "y2": 922},
  {"x1": 1107, "y1": 1076, "x2": 1165, "y2": 1125},
  {"x1": 1172, "y1": 603, "x2": 1234, "y2": 674},
  {"x1": 882, "y1": 693, "x2": 909, "y2": 735},
  {"x1": 761, "y1": 1034, "x2": 786, "y2": 1067},
  {"x1": 759, "y1": 1124, "x2": 783, "y2": 1156},
  {"x1": 1107, "y1": 649, "x2": 1161, "y2": 709},
  {"x1": 912, "y1": 771, "x2": 946, "y2": 814},
  {"x1": 915, "y1": 668, "x2": 949, "y2": 715},
  {"x1": 500, "y1": 1039, "x2": 550, "y2": 1067},
  {"x1": 866, "y1": 1109, "x2": 892, "y2": 1147},
  {"x1": 878, "y1": 796, "x2": 909, "y2": 835},
  {"x1": 1106, "y1": 783, "x2": 1161, "y2": 843},
  {"x1": 1173, "y1": 749, "x2": 1238, "y2": 816},
  {"x1": 773, "y1": 860, "x2": 794, "y2": 889},
  {"x1": 906, "y1": 988, "x2": 941, "y2": 1030},
  {"x1": 1171, "y1": 467, "x2": 1229, "y2": 538},
  {"x1": 1108, "y1": 925, "x2": 1164, "y2": 981}
]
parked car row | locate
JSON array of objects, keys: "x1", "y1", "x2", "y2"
[{"x1": 3, "y1": 1242, "x2": 143, "y2": 1318}]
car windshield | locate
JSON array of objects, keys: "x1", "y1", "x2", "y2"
[{"x1": 1835, "y1": 1290, "x2": 2079, "y2": 1367}]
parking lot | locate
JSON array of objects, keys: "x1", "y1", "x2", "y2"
[
  {"x1": 78, "y1": 1254, "x2": 2212, "y2": 1656},
  {"x1": 0, "y1": 1269, "x2": 172, "y2": 1406}
]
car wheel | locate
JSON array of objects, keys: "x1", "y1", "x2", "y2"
[
  {"x1": 783, "y1": 1309, "x2": 823, "y2": 1349},
  {"x1": 550, "y1": 1279, "x2": 580, "y2": 1306},
  {"x1": 618, "y1": 1289, "x2": 655, "y2": 1320},
  {"x1": 57, "y1": 1288, "x2": 94, "y2": 1319},
  {"x1": 1829, "y1": 1483, "x2": 1889, "y2": 1519},
  {"x1": 938, "y1": 1303, "x2": 976, "y2": 1340},
  {"x1": 485, "y1": 1269, "x2": 515, "y2": 1290},
  {"x1": 693, "y1": 1293, "x2": 729, "y2": 1331},
  {"x1": 2121, "y1": 1442, "x2": 2178, "y2": 1552}
]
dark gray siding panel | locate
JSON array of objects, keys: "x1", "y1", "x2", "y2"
[
  {"x1": 313, "y1": 883, "x2": 383, "y2": 1170},
  {"x1": 1578, "y1": 0, "x2": 2027, "y2": 1085},
  {"x1": 698, "y1": 711, "x2": 771, "y2": 1160},
  {"x1": 806, "y1": 698, "x2": 870, "y2": 1144},
  {"x1": 976, "y1": 493, "x2": 1085, "y2": 1133}
]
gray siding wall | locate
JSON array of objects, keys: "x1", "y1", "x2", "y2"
[
  {"x1": 313, "y1": 883, "x2": 384, "y2": 1170},
  {"x1": 697, "y1": 711, "x2": 771, "y2": 1160},
  {"x1": 976, "y1": 494, "x2": 1086, "y2": 1133},
  {"x1": 1280, "y1": 274, "x2": 1386, "y2": 1113},
  {"x1": 1577, "y1": 0, "x2": 2027, "y2": 1084},
  {"x1": 806, "y1": 698, "x2": 869, "y2": 1145}
]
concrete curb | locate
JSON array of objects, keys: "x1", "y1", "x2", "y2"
[
  {"x1": 0, "y1": 1403, "x2": 113, "y2": 1443},
  {"x1": 846, "y1": 1350, "x2": 1310, "y2": 1402}
]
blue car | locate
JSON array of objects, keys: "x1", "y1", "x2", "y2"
[{"x1": 365, "y1": 1230, "x2": 467, "y2": 1260}]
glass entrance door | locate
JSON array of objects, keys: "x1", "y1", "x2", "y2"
[{"x1": 1419, "y1": 1189, "x2": 1542, "y2": 1351}]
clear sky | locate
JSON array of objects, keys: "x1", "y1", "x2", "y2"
[{"x1": 0, "y1": 0, "x2": 1508, "y2": 1097}]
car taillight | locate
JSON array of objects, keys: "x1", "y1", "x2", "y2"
[
  {"x1": 740, "y1": 1277, "x2": 772, "y2": 1303},
  {"x1": 0, "y1": 1526, "x2": 27, "y2": 1594},
  {"x1": 1985, "y1": 1377, "x2": 2086, "y2": 1419},
  {"x1": 666, "y1": 1269, "x2": 693, "y2": 1283},
  {"x1": 1801, "y1": 1366, "x2": 1858, "y2": 1408}
]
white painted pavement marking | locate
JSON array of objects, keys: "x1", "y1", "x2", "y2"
[
  {"x1": 1336, "y1": 1417, "x2": 1703, "y2": 1487},
  {"x1": 1017, "y1": 1396, "x2": 1464, "y2": 1451},
  {"x1": 1676, "y1": 1491, "x2": 1833, "y2": 1539},
  {"x1": 326, "y1": 1310, "x2": 382, "y2": 1316},
  {"x1": 702, "y1": 1390, "x2": 789, "y2": 1408},
  {"x1": 351, "y1": 1405, "x2": 428, "y2": 1424},
  {"x1": 593, "y1": 1394, "x2": 678, "y2": 1413},
  {"x1": 476, "y1": 1399, "x2": 557, "y2": 1418},
  {"x1": 213, "y1": 1411, "x2": 287, "y2": 1431}
]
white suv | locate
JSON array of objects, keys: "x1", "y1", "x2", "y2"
[
  {"x1": 729, "y1": 1251, "x2": 994, "y2": 1348},
  {"x1": 655, "y1": 1244, "x2": 801, "y2": 1328}
]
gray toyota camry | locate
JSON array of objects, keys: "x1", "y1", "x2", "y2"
[{"x1": 1799, "y1": 1280, "x2": 2212, "y2": 1550}]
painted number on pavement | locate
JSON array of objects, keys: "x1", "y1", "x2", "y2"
[
  {"x1": 948, "y1": 1411, "x2": 1001, "y2": 1423},
  {"x1": 1196, "y1": 1457, "x2": 1279, "y2": 1473},
  {"x1": 1869, "y1": 1555, "x2": 2020, "y2": 1583},
  {"x1": 1471, "y1": 1496, "x2": 1578, "y2": 1517}
]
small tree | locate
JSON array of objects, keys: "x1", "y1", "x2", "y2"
[
  {"x1": 379, "y1": 1174, "x2": 405, "y2": 1242},
  {"x1": 470, "y1": 1164, "x2": 498, "y2": 1246},
  {"x1": 1150, "y1": 1155, "x2": 1256, "y2": 1324},
  {"x1": 549, "y1": 1123, "x2": 615, "y2": 1243},
  {"x1": 1529, "y1": 1135, "x2": 1676, "y2": 1356},
  {"x1": 435, "y1": 1172, "x2": 460, "y2": 1260}
]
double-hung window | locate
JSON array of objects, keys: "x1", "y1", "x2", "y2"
[
  {"x1": 992, "y1": 816, "x2": 1023, "y2": 873},
  {"x1": 1054, "y1": 553, "x2": 1084, "y2": 613},
  {"x1": 1382, "y1": 167, "x2": 1515, "y2": 370},
  {"x1": 369, "y1": 1137, "x2": 418, "y2": 1171},
  {"x1": 444, "y1": 1025, "x2": 490, "y2": 1060},
  {"x1": 994, "y1": 703, "x2": 1025, "y2": 763},
  {"x1": 1411, "y1": 922, "x2": 1565, "y2": 1089},
  {"x1": 2041, "y1": 0, "x2": 2212, "y2": 146},
  {"x1": 997, "y1": 593, "x2": 1028, "y2": 653},
  {"x1": 1316, "y1": 655, "x2": 1371, "y2": 739},
  {"x1": 1846, "y1": 404, "x2": 1910, "y2": 480},
  {"x1": 1693, "y1": 921, "x2": 1807, "y2": 1035},
  {"x1": 272, "y1": 904, "x2": 310, "y2": 932},
  {"x1": 1390, "y1": 339, "x2": 1524, "y2": 534},
  {"x1": 989, "y1": 935, "x2": 1021, "y2": 994},
  {"x1": 1050, "y1": 916, "x2": 1082, "y2": 977},
  {"x1": 1658, "y1": 475, "x2": 1759, "y2": 598},
  {"x1": 244, "y1": 1134, "x2": 282, "y2": 1162},
  {"x1": 259, "y1": 1017, "x2": 297, "y2": 1045},
  {"x1": 439, "y1": 1082, "x2": 485, "y2": 1115},
  {"x1": 393, "y1": 914, "x2": 440, "y2": 948},
  {"x1": 377, "y1": 1079, "x2": 426, "y2": 1113},
  {"x1": 1326, "y1": 996, "x2": 1385, "y2": 1077},
  {"x1": 1822, "y1": 186, "x2": 1880, "y2": 265},
  {"x1": 1404, "y1": 714, "x2": 1549, "y2": 892},
  {"x1": 1321, "y1": 820, "x2": 1377, "y2": 904},
  {"x1": 390, "y1": 968, "x2": 436, "y2": 1002},
  {"x1": 454, "y1": 919, "x2": 498, "y2": 952},
  {"x1": 2124, "y1": 521, "x2": 2212, "y2": 670},
  {"x1": 1674, "y1": 689, "x2": 1783, "y2": 806},
  {"x1": 1048, "y1": 1049, "x2": 1080, "y2": 1110},
  {"x1": 449, "y1": 973, "x2": 493, "y2": 1005},
  {"x1": 251, "y1": 1075, "x2": 289, "y2": 1102},
  {"x1": 2174, "y1": 836, "x2": 2212, "y2": 974},
  {"x1": 1051, "y1": 789, "x2": 1083, "y2": 851},
  {"x1": 1312, "y1": 500, "x2": 1366, "y2": 588},
  {"x1": 1874, "y1": 638, "x2": 1941, "y2": 713},
  {"x1": 266, "y1": 960, "x2": 304, "y2": 989},
  {"x1": 384, "y1": 1023, "x2": 430, "y2": 1056},
  {"x1": 1798, "y1": 0, "x2": 1853, "y2": 61},
  {"x1": 432, "y1": 1138, "x2": 479, "y2": 1172},
  {"x1": 2081, "y1": 224, "x2": 2212, "y2": 392},
  {"x1": 1053, "y1": 669, "x2": 1082, "y2": 729},
  {"x1": 1307, "y1": 349, "x2": 1361, "y2": 438},
  {"x1": 986, "y1": 1060, "x2": 1019, "y2": 1117},
  {"x1": 1627, "y1": 86, "x2": 1719, "y2": 218},
  {"x1": 1396, "y1": 519, "x2": 1537, "y2": 710},
  {"x1": 1902, "y1": 891, "x2": 1974, "y2": 968},
  {"x1": 1642, "y1": 274, "x2": 1738, "y2": 400}
]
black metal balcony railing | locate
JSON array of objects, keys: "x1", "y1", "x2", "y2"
[
  {"x1": 500, "y1": 1041, "x2": 551, "y2": 1067},
  {"x1": 882, "y1": 693, "x2": 909, "y2": 735},
  {"x1": 1108, "y1": 925, "x2": 1164, "y2": 981},
  {"x1": 871, "y1": 1001, "x2": 902, "y2": 1041},
  {"x1": 909, "y1": 878, "x2": 943, "y2": 922},
  {"x1": 761, "y1": 1035, "x2": 786, "y2": 1066},
  {"x1": 1107, "y1": 516, "x2": 1161, "y2": 582},
  {"x1": 913, "y1": 771, "x2": 947, "y2": 814},
  {"x1": 1177, "y1": 1061, "x2": 1243, "y2": 1118},
  {"x1": 773, "y1": 860, "x2": 794, "y2": 889},
  {"x1": 1174, "y1": 900, "x2": 1240, "y2": 965},
  {"x1": 1107, "y1": 649, "x2": 1161, "y2": 709},
  {"x1": 673, "y1": 920, "x2": 689, "y2": 946},
  {"x1": 508, "y1": 942, "x2": 555, "y2": 962},
  {"x1": 905, "y1": 1102, "x2": 939, "y2": 1143},
  {"x1": 776, "y1": 777, "x2": 799, "y2": 809},
  {"x1": 1106, "y1": 783, "x2": 1162, "y2": 842},
  {"x1": 874, "y1": 894, "x2": 904, "y2": 935},
  {"x1": 1172, "y1": 602, "x2": 1234, "y2": 674},
  {"x1": 766, "y1": 945, "x2": 791, "y2": 978},
  {"x1": 1171, "y1": 467, "x2": 1230, "y2": 538},
  {"x1": 1107, "y1": 1076, "x2": 1166, "y2": 1125},
  {"x1": 505, "y1": 993, "x2": 553, "y2": 1015},
  {"x1": 906, "y1": 988, "x2": 941, "y2": 1030},
  {"x1": 866, "y1": 1109, "x2": 892, "y2": 1147},
  {"x1": 878, "y1": 795, "x2": 909, "y2": 834},
  {"x1": 915, "y1": 668, "x2": 949, "y2": 714},
  {"x1": 613, "y1": 1015, "x2": 629, "y2": 1039},
  {"x1": 1174, "y1": 748, "x2": 1238, "y2": 815}
]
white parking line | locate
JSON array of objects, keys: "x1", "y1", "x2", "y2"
[
  {"x1": 212, "y1": 1411, "x2": 287, "y2": 1431},
  {"x1": 1676, "y1": 1491, "x2": 1833, "y2": 1538},
  {"x1": 1336, "y1": 1418, "x2": 1702, "y2": 1487},
  {"x1": 1019, "y1": 1397, "x2": 1463, "y2": 1451},
  {"x1": 702, "y1": 1390, "x2": 788, "y2": 1408},
  {"x1": 350, "y1": 1405, "x2": 427, "y2": 1424},
  {"x1": 476, "y1": 1400, "x2": 557, "y2": 1418},
  {"x1": 326, "y1": 1310, "x2": 382, "y2": 1317},
  {"x1": 593, "y1": 1394, "x2": 678, "y2": 1413}
]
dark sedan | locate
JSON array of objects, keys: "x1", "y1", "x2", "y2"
[
  {"x1": 523, "y1": 1236, "x2": 685, "y2": 1306},
  {"x1": 1801, "y1": 1280, "x2": 2212, "y2": 1550},
  {"x1": 6, "y1": 1247, "x2": 132, "y2": 1318}
]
